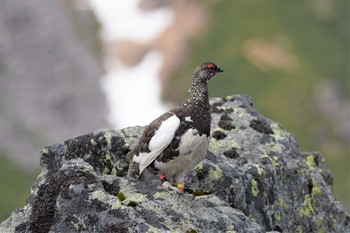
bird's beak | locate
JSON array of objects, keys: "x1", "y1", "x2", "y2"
[{"x1": 216, "y1": 67, "x2": 224, "y2": 73}]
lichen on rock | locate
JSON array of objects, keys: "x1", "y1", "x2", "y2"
[{"x1": 0, "y1": 95, "x2": 349, "y2": 233}]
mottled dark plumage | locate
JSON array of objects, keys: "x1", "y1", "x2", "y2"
[{"x1": 127, "y1": 62, "x2": 223, "y2": 191}]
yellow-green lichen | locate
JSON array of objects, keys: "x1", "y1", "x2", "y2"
[
  {"x1": 42, "y1": 147, "x2": 49, "y2": 154},
  {"x1": 154, "y1": 191, "x2": 173, "y2": 200},
  {"x1": 103, "y1": 131, "x2": 112, "y2": 147},
  {"x1": 90, "y1": 139, "x2": 97, "y2": 146},
  {"x1": 105, "y1": 152, "x2": 111, "y2": 161},
  {"x1": 272, "y1": 156, "x2": 280, "y2": 167},
  {"x1": 205, "y1": 195, "x2": 224, "y2": 206},
  {"x1": 125, "y1": 193, "x2": 148, "y2": 203},
  {"x1": 211, "y1": 97, "x2": 223, "y2": 103},
  {"x1": 261, "y1": 151, "x2": 270, "y2": 159},
  {"x1": 70, "y1": 214, "x2": 87, "y2": 231},
  {"x1": 331, "y1": 216, "x2": 337, "y2": 229},
  {"x1": 305, "y1": 155, "x2": 316, "y2": 170},
  {"x1": 111, "y1": 167, "x2": 117, "y2": 175},
  {"x1": 71, "y1": 221, "x2": 79, "y2": 231},
  {"x1": 312, "y1": 179, "x2": 321, "y2": 195},
  {"x1": 296, "y1": 225, "x2": 302, "y2": 233},
  {"x1": 83, "y1": 164, "x2": 95, "y2": 173},
  {"x1": 299, "y1": 194, "x2": 315, "y2": 217},
  {"x1": 316, "y1": 217, "x2": 326, "y2": 233},
  {"x1": 21, "y1": 204, "x2": 32, "y2": 216},
  {"x1": 236, "y1": 109, "x2": 246, "y2": 118},
  {"x1": 208, "y1": 164, "x2": 224, "y2": 180},
  {"x1": 230, "y1": 139, "x2": 241, "y2": 149},
  {"x1": 90, "y1": 190, "x2": 107, "y2": 200},
  {"x1": 103, "y1": 152, "x2": 116, "y2": 175},
  {"x1": 209, "y1": 131, "x2": 241, "y2": 152},
  {"x1": 146, "y1": 225, "x2": 159, "y2": 233},
  {"x1": 263, "y1": 140, "x2": 274, "y2": 150},
  {"x1": 63, "y1": 161, "x2": 95, "y2": 174},
  {"x1": 194, "y1": 163, "x2": 204, "y2": 174},
  {"x1": 111, "y1": 201, "x2": 122, "y2": 209},
  {"x1": 278, "y1": 198, "x2": 285, "y2": 207},
  {"x1": 90, "y1": 190, "x2": 122, "y2": 209},
  {"x1": 167, "y1": 219, "x2": 197, "y2": 233},
  {"x1": 225, "y1": 226, "x2": 236, "y2": 233},
  {"x1": 270, "y1": 123, "x2": 285, "y2": 137},
  {"x1": 147, "y1": 202, "x2": 163, "y2": 214},
  {"x1": 254, "y1": 164, "x2": 264, "y2": 176},
  {"x1": 251, "y1": 178, "x2": 259, "y2": 197},
  {"x1": 274, "y1": 212, "x2": 281, "y2": 221},
  {"x1": 217, "y1": 106, "x2": 234, "y2": 113},
  {"x1": 70, "y1": 220, "x2": 87, "y2": 231},
  {"x1": 122, "y1": 126, "x2": 139, "y2": 135},
  {"x1": 243, "y1": 162, "x2": 265, "y2": 176},
  {"x1": 171, "y1": 201, "x2": 179, "y2": 211}
]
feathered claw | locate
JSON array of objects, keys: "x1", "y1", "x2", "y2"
[
  {"x1": 160, "y1": 173, "x2": 184, "y2": 193},
  {"x1": 162, "y1": 181, "x2": 183, "y2": 192}
]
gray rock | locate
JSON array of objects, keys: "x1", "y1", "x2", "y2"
[
  {"x1": 1, "y1": 95, "x2": 349, "y2": 232},
  {"x1": 0, "y1": 0, "x2": 107, "y2": 167}
]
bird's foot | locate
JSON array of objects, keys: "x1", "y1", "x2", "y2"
[
  {"x1": 162, "y1": 181, "x2": 184, "y2": 193},
  {"x1": 176, "y1": 183, "x2": 184, "y2": 193},
  {"x1": 160, "y1": 174, "x2": 184, "y2": 193}
]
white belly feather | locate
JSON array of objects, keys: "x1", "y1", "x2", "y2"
[{"x1": 154, "y1": 128, "x2": 209, "y2": 178}]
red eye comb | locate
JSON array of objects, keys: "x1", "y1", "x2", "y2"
[{"x1": 207, "y1": 63, "x2": 216, "y2": 69}]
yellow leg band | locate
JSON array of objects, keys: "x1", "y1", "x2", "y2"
[{"x1": 177, "y1": 183, "x2": 184, "y2": 190}]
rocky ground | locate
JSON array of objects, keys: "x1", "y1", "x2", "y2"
[{"x1": 0, "y1": 95, "x2": 349, "y2": 232}]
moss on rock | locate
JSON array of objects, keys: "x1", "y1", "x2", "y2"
[{"x1": 0, "y1": 95, "x2": 348, "y2": 233}]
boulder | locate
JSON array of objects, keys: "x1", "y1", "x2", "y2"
[{"x1": 1, "y1": 95, "x2": 349, "y2": 233}]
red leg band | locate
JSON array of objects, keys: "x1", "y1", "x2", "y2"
[{"x1": 160, "y1": 174, "x2": 167, "y2": 182}]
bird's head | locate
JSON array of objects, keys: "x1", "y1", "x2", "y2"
[{"x1": 193, "y1": 62, "x2": 224, "y2": 83}]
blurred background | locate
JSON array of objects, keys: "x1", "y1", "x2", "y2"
[{"x1": 0, "y1": 0, "x2": 348, "y2": 222}]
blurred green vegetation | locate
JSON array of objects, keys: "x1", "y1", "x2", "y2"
[
  {"x1": 166, "y1": 0, "x2": 349, "y2": 210},
  {"x1": 0, "y1": 153, "x2": 39, "y2": 222}
]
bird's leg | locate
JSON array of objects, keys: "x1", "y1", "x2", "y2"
[
  {"x1": 159, "y1": 173, "x2": 167, "y2": 182},
  {"x1": 176, "y1": 183, "x2": 184, "y2": 193},
  {"x1": 159, "y1": 173, "x2": 183, "y2": 192},
  {"x1": 175, "y1": 173, "x2": 185, "y2": 193}
]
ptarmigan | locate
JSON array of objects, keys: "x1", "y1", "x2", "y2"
[{"x1": 128, "y1": 62, "x2": 223, "y2": 192}]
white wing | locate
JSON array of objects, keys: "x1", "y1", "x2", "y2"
[{"x1": 133, "y1": 114, "x2": 180, "y2": 175}]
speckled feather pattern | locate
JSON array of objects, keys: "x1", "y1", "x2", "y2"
[{"x1": 127, "y1": 62, "x2": 223, "y2": 185}]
